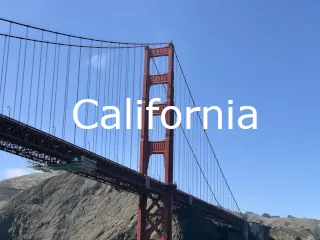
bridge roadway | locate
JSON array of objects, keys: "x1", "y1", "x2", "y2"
[{"x1": 0, "y1": 114, "x2": 245, "y2": 228}]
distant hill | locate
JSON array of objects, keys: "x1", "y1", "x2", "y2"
[{"x1": 245, "y1": 212, "x2": 320, "y2": 240}]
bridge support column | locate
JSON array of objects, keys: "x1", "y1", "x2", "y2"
[
  {"x1": 137, "y1": 43, "x2": 175, "y2": 240},
  {"x1": 137, "y1": 191, "x2": 175, "y2": 240},
  {"x1": 137, "y1": 194, "x2": 147, "y2": 240},
  {"x1": 243, "y1": 223, "x2": 249, "y2": 240}
]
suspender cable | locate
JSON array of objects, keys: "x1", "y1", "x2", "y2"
[
  {"x1": 35, "y1": 31, "x2": 44, "y2": 127},
  {"x1": 0, "y1": 32, "x2": 8, "y2": 107},
  {"x1": 13, "y1": 39, "x2": 22, "y2": 118},
  {"x1": 49, "y1": 34, "x2": 58, "y2": 133},
  {"x1": 52, "y1": 44, "x2": 61, "y2": 137},
  {"x1": 27, "y1": 41, "x2": 36, "y2": 124},
  {"x1": 105, "y1": 43, "x2": 112, "y2": 157},
  {"x1": 62, "y1": 37, "x2": 71, "y2": 140},
  {"x1": 130, "y1": 47, "x2": 136, "y2": 169},
  {"x1": 40, "y1": 43, "x2": 48, "y2": 130},
  {"x1": 18, "y1": 27, "x2": 29, "y2": 121},
  {"x1": 74, "y1": 38, "x2": 83, "y2": 144},
  {"x1": 101, "y1": 46, "x2": 108, "y2": 157},
  {"x1": 1, "y1": 22, "x2": 11, "y2": 113}
]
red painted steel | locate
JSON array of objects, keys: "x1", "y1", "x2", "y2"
[
  {"x1": 149, "y1": 74, "x2": 169, "y2": 85},
  {"x1": 138, "y1": 43, "x2": 175, "y2": 240},
  {"x1": 153, "y1": 103, "x2": 168, "y2": 116}
]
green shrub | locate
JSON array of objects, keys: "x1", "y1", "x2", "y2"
[
  {"x1": 284, "y1": 221, "x2": 291, "y2": 227},
  {"x1": 262, "y1": 213, "x2": 271, "y2": 218}
]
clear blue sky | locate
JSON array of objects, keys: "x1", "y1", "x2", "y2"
[{"x1": 0, "y1": 0, "x2": 319, "y2": 219}]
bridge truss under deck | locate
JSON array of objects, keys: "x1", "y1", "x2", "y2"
[{"x1": 0, "y1": 113, "x2": 245, "y2": 229}]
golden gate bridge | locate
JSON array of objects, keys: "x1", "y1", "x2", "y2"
[{"x1": 0, "y1": 18, "x2": 248, "y2": 240}]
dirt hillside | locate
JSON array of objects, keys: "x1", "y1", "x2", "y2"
[
  {"x1": 0, "y1": 173, "x2": 246, "y2": 240},
  {"x1": 1, "y1": 172, "x2": 317, "y2": 240},
  {"x1": 0, "y1": 172, "x2": 57, "y2": 209}
]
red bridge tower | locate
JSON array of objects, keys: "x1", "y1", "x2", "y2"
[{"x1": 137, "y1": 43, "x2": 175, "y2": 240}]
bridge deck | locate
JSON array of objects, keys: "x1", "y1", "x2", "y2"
[{"x1": 0, "y1": 114, "x2": 245, "y2": 228}]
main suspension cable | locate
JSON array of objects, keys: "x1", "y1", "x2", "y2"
[
  {"x1": 174, "y1": 49, "x2": 244, "y2": 218},
  {"x1": 0, "y1": 18, "x2": 169, "y2": 46},
  {"x1": 151, "y1": 55, "x2": 220, "y2": 207}
]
